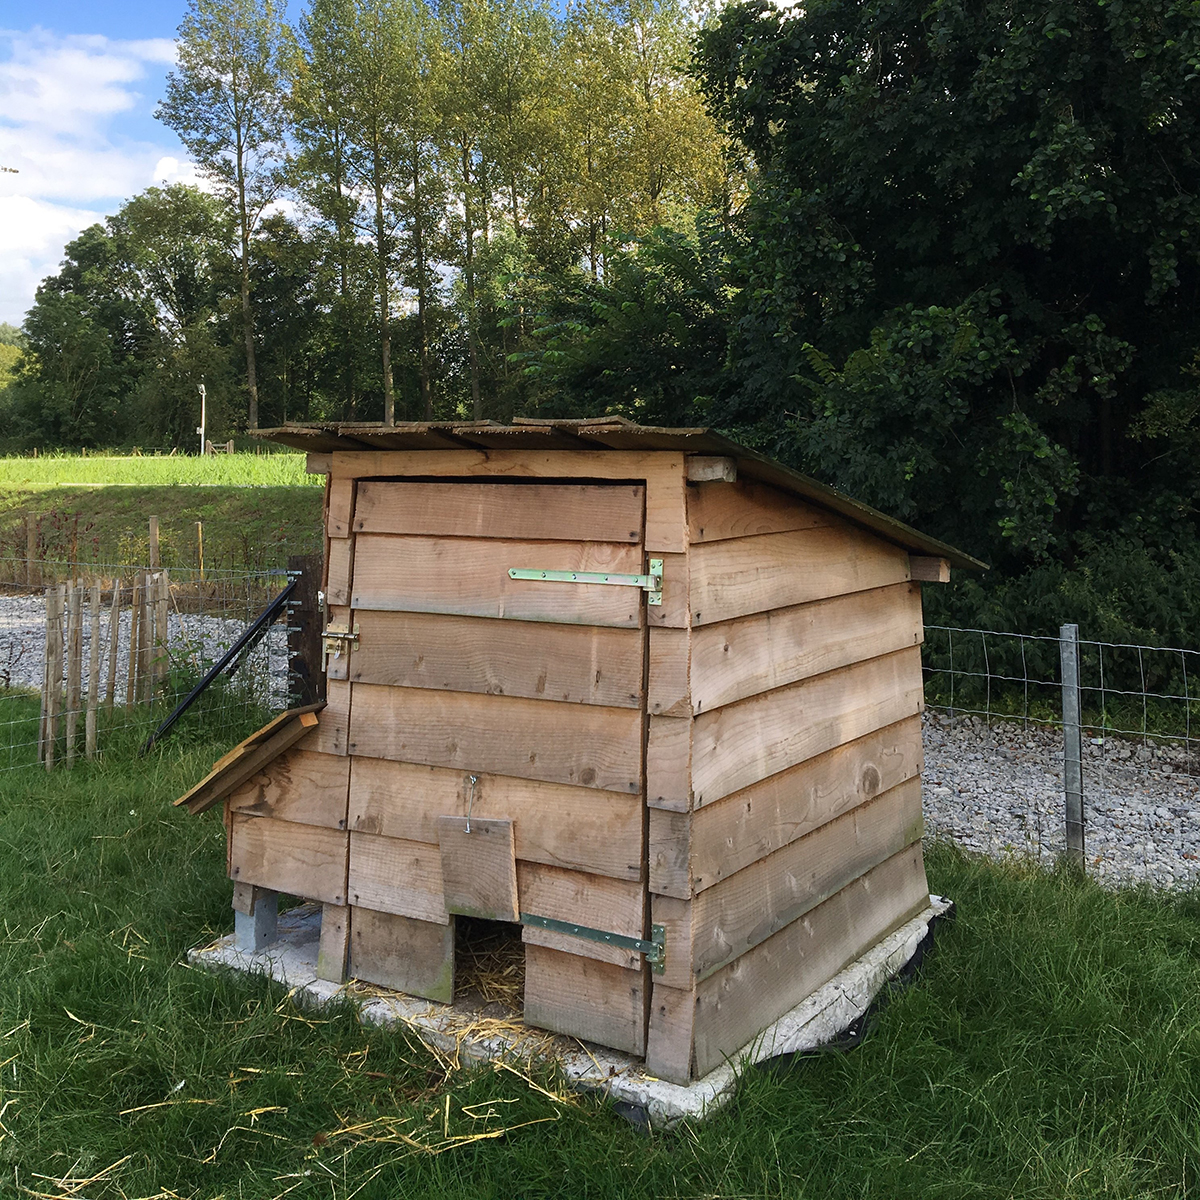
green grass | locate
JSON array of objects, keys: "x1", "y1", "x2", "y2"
[
  {"x1": 0, "y1": 452, "x2": 319, "y2": 489},
  {"x1": 0, "y1": 754, "x2": 1198, "y2": 1198}
]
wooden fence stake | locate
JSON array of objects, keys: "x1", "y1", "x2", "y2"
[
  {"x1": 43, "y1": 585, "x2": 64, "y2": 770},
  {"x1": 153, "y1": 570, "x2": 170, "y2": 692},
  {"x1": 138, "y1": 573, "x2": 152, "y2": 704},
  {"x1": 196, "y1": 521, "x2": 204, "y2": 581},
  {"x1": 26, "y1": 517, "x2": 38, "y2": 589},
  {"x1": 126, "y1": 576, "x2": 141, "y2": 708},
  {"x1": 65, "y1": 582, "x2": 81, "y2": 767},
  {"x1": 1060, "y1": 622, "x2": 1085, "y2": 868},
  {"x1": 105, "y1": 581, "x2": 120, "y2": 713},
  {"x1": 86, "y1": 582, "x2": 101, "y2": 760},
  {"x1": 149, "y1": 516, "x2": 160, "y2": 570}
]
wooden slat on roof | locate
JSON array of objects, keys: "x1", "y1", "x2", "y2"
[{"x1": 256, "y1": 420, "x2": 987, "y2": 570}]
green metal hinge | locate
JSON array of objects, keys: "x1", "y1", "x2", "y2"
[
  {"x1": 508, "y1": 559, "x2": 663, "y2": 606},
  {"x1": 520, "y1": 913, "x2": 665, "y2": 974}
]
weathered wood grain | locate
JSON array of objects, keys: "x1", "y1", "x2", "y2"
[
  {"x1": 691, "y1": 843, "x2": 930, "y2": 1077},
  {"x1": 354, "y1": 480, "x2": 644, "y2": 543},
  {"x1": 228, "y1": 749, "x2": 351, "y2": 829},
  {"x1": 662, "y1": 777, "x2": 924, "y2": 984},
  {"x1": 344, "y1": 610, "x2": 644, "y2": 708},
  {"x1": 350, "y1": 907, "x2": 454, "y2": 1003},
  {"x1": 304, "y1": 678, "x2": 349, "y2": 755},
  {"x1": 689, "y1": 524, "x2": 910, "y2": 626},
  {"x1": 686, "y1": 715, "x2": 924, "y2": 893},
  {"x1": 645, "y1": 981, "x2": 697, "y2": 1084},
  {"x1": 690, "y1": 646, "x2": 924, "y2": 806},
  {"x1": 348, "y1": 683, "x2": 643, "y2": 793},
  {"x1": 438, "y1": 816, "x2": 519, "y2": 922},
  {"x1": 647, "y1": 716, "x2": 692, "y2": 811},
  {"x1": 518, "y1": 863, "x2": 645, "y2": 968},
  {"x1": 648, "y1": 626, "x2": 690, "y2": 717},
  {"x1": 326, "y1": 537, "x2": 353, "y2": 606},
  {"x1": 687, "y1": 479, "x2": 832, "y2": 544},
  {"x1": 327, "y1": 477, "x2": 356, "y2": 538},
  {"x1": 351, "y1": 533, "x2": 645, "y2": 627},
  {"x1": 689, "y1": 582, "x2": 923, "y2": 713},
  {"x1": 646, "y1": 551, "x2": 690, "y2": 629},
  {"x1": 524, "y1": 943, "x2": 648, "y2": 1056},
  {"x1": 229, "y1": 814, "x2": 348, "y2": 906},
  {"x1": 317, "y1": 903, "x2": 351, "y2": 982},
  {"x1": 349, "y1": 757, "x2": 643, "y2": 881},
  {"x1": 348, "y1": 831, "x2": 449, "y2": 924}
]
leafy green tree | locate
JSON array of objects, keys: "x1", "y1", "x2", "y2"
[
  {"x1": 158, "y1": 0, "x2": 290, "y2": 430},
  {"x1": 695, "y1": 0, "x2": 1200, "y2": 581}
]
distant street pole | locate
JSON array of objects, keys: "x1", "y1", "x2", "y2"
[{"x1": 197, "y1": 382, "x2": 207, "y2": 456}]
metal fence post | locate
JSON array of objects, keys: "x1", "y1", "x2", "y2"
[{"x1": 1060, "y1": 623, "x2": 1085, "y2": 867}]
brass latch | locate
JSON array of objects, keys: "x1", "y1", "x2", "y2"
[{"x1": 322, "y1": 622, "x2": 359, "y2": 662}]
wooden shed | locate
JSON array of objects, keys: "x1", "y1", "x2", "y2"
[{"x1": 177, "y1": 418, "x2": 981, "y2": 1085}]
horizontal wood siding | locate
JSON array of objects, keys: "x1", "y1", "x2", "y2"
[
  {"x1": 524, "y1": 944, "x2": 648, "y2": 1056},
  {"x1": 348, "y1": 683, "x2": 642, "y2": 793},
  {"x1": 518, "y1": 863, "x2": 645, "y2": 967},
  {"x1": 228, "y1": 749, "x2": 351, "y2": 829},
  {"x1": 689, "y1": 646, "x2": 924, "y2": 807},
  {"x1": 345, "y1": 610, "x2": 644, "y2": 708},
  {"x1": 350, "y1": 908, "x2": 454, "y2": 1003},
  {"x1": 351, "y1": 533, "x2": 645, "y2": 627},
  {"x1": 349, "y1": 756, "x2": 643, "y2": 881},
  {"x1": 689, "y1": 582, "x2": 923, "y2": 713},
  {"x1": 655, "y1": 777, "x2": 923, "y2": 985},
  {"x1": 689, "y1": 524, "x2": 910, "y2": 626},
  {"x1": 687, "y1": 479, "x2": 832, "y2": 544},
  {"x1": 229, "y1": 813, "x2": 348, "y2": 906},
  {"x1": 354, "y1": 480, "x2": 644, "y2": 543},
  {"x1": 348, "y1": 831, "x2": 448, "y2": 924},
  {"x1": 691, "y1": 843, "x2": 930, "y2": 1077}
]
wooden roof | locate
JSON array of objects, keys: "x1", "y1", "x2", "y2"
[{"x1": 257, "y1": 417, "x2": 986, "y2": 570}]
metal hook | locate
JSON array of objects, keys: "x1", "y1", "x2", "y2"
[{"x1": 465, "y1": 774, "x2": 478, "y2": 833}]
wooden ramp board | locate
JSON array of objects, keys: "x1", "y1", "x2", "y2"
[
  {"x1": 176, "y1": 704, "x2": 325, "y2": 815},
  {"x1": 349, "y1": 757, "x2": 643, "y2": 882},
  {"x1": 351, "y1": 533, "x2": 646, "y2": 627},
  {"x1": 354, "y1": 480, "x2": 644, "y2": 543},
  {"x1": 344, "y1": 610, "x2": 644, "y2": 708}
]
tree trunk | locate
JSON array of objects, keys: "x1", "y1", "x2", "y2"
[
  {"x1": 462, "y1": 139, "x2": 482, "y2": 421},
  {"x1": 239, "y1": 210, "x2": 259, "y2": 430},
  {"x1": 414, "y1": 153, "x2": 432, "y2": 421},
  {"x1": 374, "y1": 149, "x2": 395, "y2": 427}
]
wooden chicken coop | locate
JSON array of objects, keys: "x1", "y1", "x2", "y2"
[{"x1": 177, "y1": 418, "x2": 981, "y2": 1085}]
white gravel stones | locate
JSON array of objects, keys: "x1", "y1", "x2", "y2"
[
  {"x1": 0, "y1": 591, "x2": 289, "y2": 707},
  {"x1": 923, "y1": 711, "x2": 1200, "y2": 889}
]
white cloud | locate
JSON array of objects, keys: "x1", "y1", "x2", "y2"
[{"x1": 0, "y1": 26, "x2": 196, "y2": 325}]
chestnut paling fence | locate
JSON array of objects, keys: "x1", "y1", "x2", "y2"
[{"x1": 0, "y1": 559, "x2": 315, "y2": 775}]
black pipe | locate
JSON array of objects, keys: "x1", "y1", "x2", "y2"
[{"x1": 141, "y1": 576, "x2": 298, "y2": 756}]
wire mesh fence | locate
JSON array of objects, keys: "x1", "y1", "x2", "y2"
[
  {"x1": 922, "y1": 625, "x2": 1200, "y2": 889},
  {"x1": 0, "y1": 559, "x2": 306, "y2": 775}
]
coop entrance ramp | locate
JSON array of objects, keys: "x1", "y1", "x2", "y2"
[{"x1": 187, "y1": 895, "x2": 952, "y2": 1128}]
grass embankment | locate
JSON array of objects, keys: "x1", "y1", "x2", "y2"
[
  {"x1": 0, "y1": 454, "x2": 323, "y2": 574},
  {"x1": 0, "y1": 744, "x2": 1197, "y2": 1197}
]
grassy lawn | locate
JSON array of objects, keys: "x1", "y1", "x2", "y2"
[
  {"x1": 0, "y1": 454, "x2": 323, "y2": 574},
  {"x1": 0, "y1": 739, "x2": 1197, "y2": 1198}
]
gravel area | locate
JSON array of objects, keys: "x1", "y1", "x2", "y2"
[
  {"x1": 0, "y1": 592, "x2": 288, "y2": 706},
  {"x1": 923, "y1": 712, "x2": 1200, "y2": 889}
]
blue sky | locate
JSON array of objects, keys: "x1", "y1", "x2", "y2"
[{"x1": 0, "y1": 2, "x2": 201, "y2": 324}]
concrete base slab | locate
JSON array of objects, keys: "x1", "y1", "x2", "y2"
[{"x1": 188, "y1": 895, "x2": 953, "y2": 1128}]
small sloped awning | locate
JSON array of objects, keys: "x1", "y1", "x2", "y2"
[
  {"x1": 257, "y1": 416, "x2": 986, "y2": 571},
  {"x1": 175, "y1": 703, "x2": 325, "y2": 815}
]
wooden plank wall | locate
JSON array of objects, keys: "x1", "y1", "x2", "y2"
[
  {"x1": 643, "y1": 476, "x2": 932, "y2": 1084},
  {"x1": 328, "y1": 468, "x2": 664, "y2": 1046}
]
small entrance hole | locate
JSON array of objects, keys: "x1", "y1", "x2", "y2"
[{"x1": 453, "y1": 916, "x2": 525, "y2": 1017}]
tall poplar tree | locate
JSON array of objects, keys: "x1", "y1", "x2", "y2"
[{"x1": 157, "y1": 0, "x2": 289, "y2": 430}]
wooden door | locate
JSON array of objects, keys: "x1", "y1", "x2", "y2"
[{"x1": 332, "y1": 478, "x2": 652, "y2": 1053}]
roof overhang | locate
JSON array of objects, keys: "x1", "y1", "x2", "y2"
[{"x1": 256, "y1": 417, "x2": 987, "y2": 571}]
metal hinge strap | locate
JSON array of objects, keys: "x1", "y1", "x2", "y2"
[
  {"x1": 508, "y1": 559, "x2": 663, "y2": 606},
  {"x1": 520, "y1": 913, "x2": 665, "y2": 974}
]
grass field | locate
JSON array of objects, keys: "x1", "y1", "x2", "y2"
[
  {"x1": 0, "y1": 454, "x2": 323, "y2": 574},
  {"x1": 0, "y1": 739, "x2": 1198, "y2": 1197}
]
